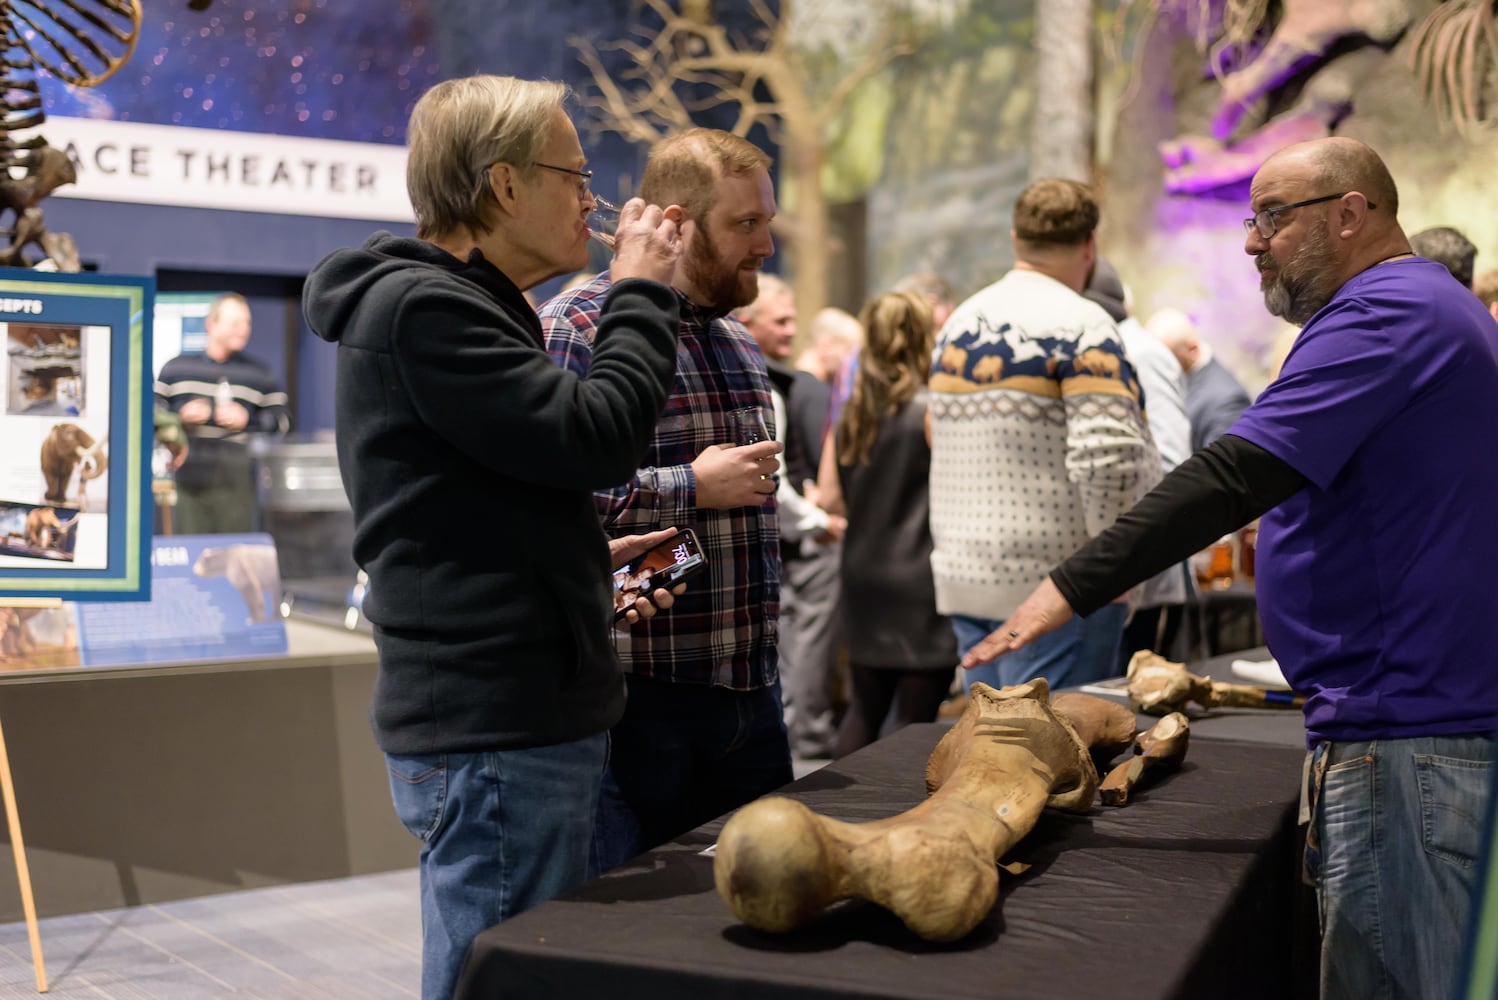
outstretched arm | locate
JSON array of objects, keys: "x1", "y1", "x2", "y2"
[{"x1": 962, "y1": 434, "x2": 1308, "y2": 668}]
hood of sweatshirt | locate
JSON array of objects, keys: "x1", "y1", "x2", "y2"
[{"x1": 303, "y1": 230, "x2": 539, "y2": 345}]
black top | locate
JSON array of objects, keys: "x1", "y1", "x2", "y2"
[
  {"x1": 766, "y1": 363, "x2": 831, "y2": 491},
  {"x1": 154, "y1": 350, "x2": 289, "y2": 488},
  {"x1": 838, "y1": 391, "x2": 956, "y2": 669},
  {"x1": 1052, "y1": 433, "x2": 1308, "y2": 616},
  {"x1": 302, "y1": 231, "x2": 680, "y2": 754}
]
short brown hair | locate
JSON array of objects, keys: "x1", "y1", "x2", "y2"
[
  {"x1": 639, "y1": 128, "x2": 771, "y2": 225},
  {"x1": 406, "y1": 75, "x2": 567, "y2": 241},
  {"x1": 1475, "y1": 268, "x2": 1498, "y2": 308},
  {"x1": 1012, "y1": 178, "x2": 1098, "y2": 247}
]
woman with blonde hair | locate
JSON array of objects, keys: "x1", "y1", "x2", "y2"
[{"x1": 817, "y1": 291, "x2": 957, "y2": 757}]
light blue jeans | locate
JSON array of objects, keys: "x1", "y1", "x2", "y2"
[
  {"x1": 386, "y1": 734, "x2": 608, "y2": 1000},
  {"x1": 952, "y1": 603, "x2": 1128, "y2": 694},
  {"x1": 1309, "y1": 734, "x2": 1493, "y2": 1000}
]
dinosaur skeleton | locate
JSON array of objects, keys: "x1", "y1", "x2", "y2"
[{"x1": 0, "y1": 0, "x2": 146, "y2": 269}]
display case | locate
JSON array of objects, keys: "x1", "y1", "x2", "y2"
[{"x1": 254, "y1": 434, "x2": 364, "y2": 629}]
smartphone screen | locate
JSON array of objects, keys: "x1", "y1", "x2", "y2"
[{"x1": 613, "y1": 528, "x2": 706, "y2": 620}]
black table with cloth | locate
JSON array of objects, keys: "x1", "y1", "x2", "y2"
[{"x1": 456, "y1": 712, "x2": 1316, "y2": 1000}]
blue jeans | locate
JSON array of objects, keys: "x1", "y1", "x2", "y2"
[
  {"x1": 592, "y1": 676, "x2": 793, "y2": 875},
  {"x1": 951, "y1": 603, "x2": 1127, "y2": 694},
  {"x1": 1308, "y1": 734, "x2": 1493, "y2": 1000},
  {"x1": 386, "y1": 735, "x2": 608, "y2": 1000}
]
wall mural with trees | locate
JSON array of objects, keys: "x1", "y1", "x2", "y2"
[{"x1": 21, "y1": 0, "x2": 1498, "y2": 387}]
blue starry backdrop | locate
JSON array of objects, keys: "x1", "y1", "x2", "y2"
[{"x1": 42, "y1": 0, "x2": 655, "y2": 147}]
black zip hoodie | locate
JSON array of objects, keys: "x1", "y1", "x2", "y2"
[{"x1": 303, "y1": 232, "x2": 680, "y2": 754}]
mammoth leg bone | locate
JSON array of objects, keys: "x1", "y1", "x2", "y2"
[
  {"x1": 1099, "y1": 712, "x2": 1191, "y2": 807},
  {"x1": 714, "y1": 679, "x2": 1107, "y2": 942},
  {"x1": 1051, "y1": 691, "x2": 1139, "y2": 765}
]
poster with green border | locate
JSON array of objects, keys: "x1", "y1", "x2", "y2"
[{"x1": 0, "y1": 268, "x2": 153, "y2": 601}]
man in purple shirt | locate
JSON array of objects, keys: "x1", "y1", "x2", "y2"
[{"x1": 961, "y1": 137, "x2": 1498, "y2": 1000}]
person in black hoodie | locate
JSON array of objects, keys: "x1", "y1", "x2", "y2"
[{"x1": 301, "y1": 75, "x2": 687, "y2": 1000}]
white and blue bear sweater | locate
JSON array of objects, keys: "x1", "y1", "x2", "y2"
[{"x1": 928, "y1": 269, "x2": 1162, "y2": 620}]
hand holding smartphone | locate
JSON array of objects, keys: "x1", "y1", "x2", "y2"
[{"x1": 613, "y1": 528, "x2": 707, "y2": 622}]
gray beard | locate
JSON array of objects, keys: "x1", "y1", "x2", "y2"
[{"x1": 1260, "y1": 221, "x2": 1336, "y2": 326}]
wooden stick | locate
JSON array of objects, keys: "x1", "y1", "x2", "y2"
[
  {"x1": 0, "y1": 712, "x2": 48, "y2": 992},
  {"x1": 1205, "y1": 681, "x2": 1306, "y2": 710}
]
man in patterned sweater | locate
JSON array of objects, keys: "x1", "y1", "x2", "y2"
[
  {"x1": 155, "y1": 292, "x2": 288, "y2": 533},
  {"x1": 541, "y1": 128, "x2": 791, "y2": 874},
  {"x1": 928, "y1": 178, "x2": 1160, "y2": 693}
]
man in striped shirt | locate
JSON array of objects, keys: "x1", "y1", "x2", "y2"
[
  {"x1": 155, "y1": 292, "x2": 289, "y2": 533},
  {"x1": 542, "y1": 128, "x2": 791, "y2": 874}
]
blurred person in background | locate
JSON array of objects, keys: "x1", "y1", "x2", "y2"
[
  {"x1": 156, "y1": 292, "x2": 289, "y2": 534},
  {"x1": 736, "y1": 272, "x2": 845, "y2": 760},
  {"x1": 1084, "y1": 257, "x2": 1193, "y2": 665},
  {"x1": 1409, "y1": 225, "x2": 1477, "y2": 289},
  {"x1": 1148, "y1": 306, "x2": 1252, "y2": 453},
  {"x1": 1475, "y1": 267, "x2": 1498, "y2": 321},
  {"x1": 816, "y1": 291, "x2": 955, "y2": 757},
  {"x1": 826, "y1": 272, "x2": 956, "y2": 434},
  {"x1": 795, "y1": 306, "x2": 863, "y2": 384}
]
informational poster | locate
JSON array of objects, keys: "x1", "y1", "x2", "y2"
[
  {"x1": 0, "y1": 534, "x2": 288, "y2": 674},
  {"x1": 0, "y1": 270, "x2": 153, "y2": 601}
]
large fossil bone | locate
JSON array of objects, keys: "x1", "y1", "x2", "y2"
[
  {"x1": 1127, "y1": 650, "x2": 1304, "y2": 716},
  {"x1": 714, "y1": 679, "x2": 1149, "y2": 942}
]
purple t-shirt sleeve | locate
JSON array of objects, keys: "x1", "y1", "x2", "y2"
[{"x1": 1229, "y1": 298, "x2": 1411, "y2": 490}]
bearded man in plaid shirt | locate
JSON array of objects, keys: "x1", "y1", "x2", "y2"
[{"x1": 541, "y1": 128, "x2": 792, "y2": 874}]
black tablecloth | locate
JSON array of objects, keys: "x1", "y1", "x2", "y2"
[{"x1": 457, "y1": 723, "x2": 1315, "y2": 1000}]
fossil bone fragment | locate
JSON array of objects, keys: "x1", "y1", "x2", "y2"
[
  {"x1": 1099, "y1": 712, "x2": 1191, "y2": 806},
  {"x1": 1127, "y1": 650, "x2": 1305, "y2": 716}
]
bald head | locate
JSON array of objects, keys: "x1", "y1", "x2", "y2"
[
  {"x1": 1282, "y1": 137, "x2": 1397, "y2": 214},
  {"x1": 1146, "y1": 308, "x2": 1199, "y2": 372},
  {"x1": 1258, "y1": 138, "x2": 1404, "y2": 233}
]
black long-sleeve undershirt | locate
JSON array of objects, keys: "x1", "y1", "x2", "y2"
[{"x1": 1051, "y1": 434, "x2": 1311, "y2": 617}]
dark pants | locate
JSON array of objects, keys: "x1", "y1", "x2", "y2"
[
  {"x1": 591, "y1": 675, "x2": 793, "y2": 875},
  {"x1": 175, "y1": 481, "x2": 257, "y2": 535},
  {"x1": 173, "y1": 447, "x2": 258, "y2": 535},
  {"x1": 1120, "y1": 603, "x2": 1187, "y2": 670},
  {"x1": 834, "y1": 665, "x2": 953, "y2": 759}
]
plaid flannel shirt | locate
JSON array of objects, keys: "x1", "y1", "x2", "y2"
[{"x1": 540, "y1": 272, "x2": 780, "y2": 690}]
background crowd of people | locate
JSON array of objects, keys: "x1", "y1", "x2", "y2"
[{"x1": 302, "y1": 74, "x2": 1498, "y2": 1000}]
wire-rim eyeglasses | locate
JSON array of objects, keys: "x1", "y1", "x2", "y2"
[{"x1": 1243, "y1": 192, "x2": 1376, "y2": 240}]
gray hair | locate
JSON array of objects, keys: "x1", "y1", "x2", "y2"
[
  {"x1": 1409, "y1": 226, "x2": 1477, "y2": 287},
  {"x1": 734, "y1": 272, "x2": 793, "y2": 324},
  {"x1": 406, "y1": 75, "x2": 567, "y2": 241}
]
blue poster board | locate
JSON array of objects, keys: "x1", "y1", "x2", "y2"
[
  {"x1": 0, "y1": 269, "x2": 153, "y2": 601},
  {"x1": 2, "y1": 534, "x2": 287, "y2": 673}
]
